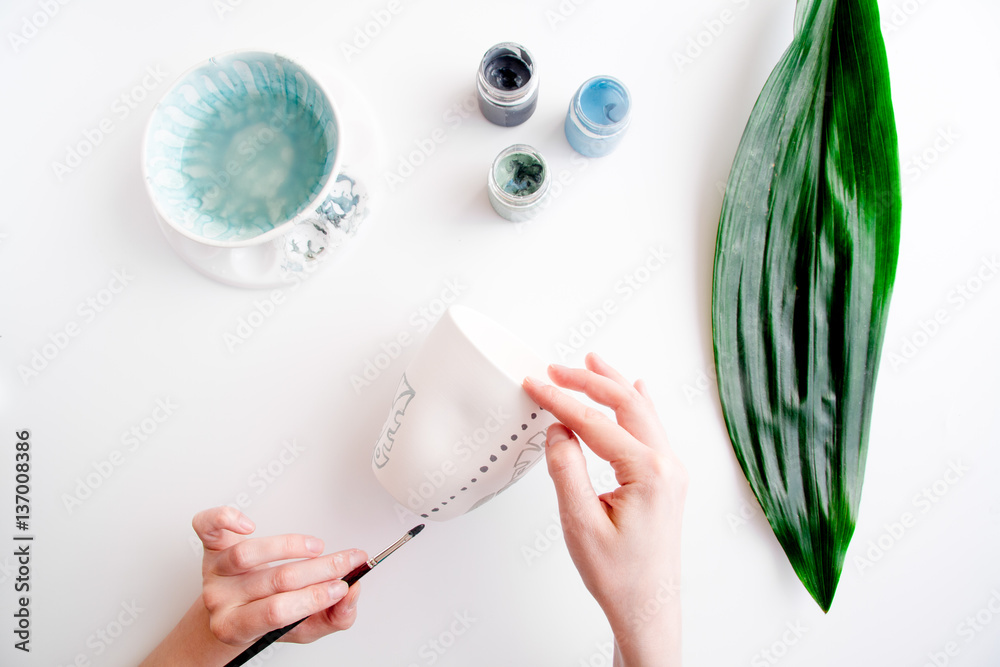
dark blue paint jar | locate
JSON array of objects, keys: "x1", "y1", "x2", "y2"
[{"x1": 476, "y1": 42, "x2": 538, "y2": 127}]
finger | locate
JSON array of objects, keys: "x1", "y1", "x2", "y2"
[
  {"x1": 585, "y1": 352, "x2": 632, "y2": 387},
  {"x1": 544, "y1": 423, "x2": 606, "y2": 529},
  {"x1": 634, "y1": 378, "x2": 652, "y2": 399},
  {"x1": 289, "y1": 582, "x2": 363, "y2": 642},
  {"x1": 548, "y1": 363, "x2": 638, "y2": 412},
  {"x1": 523, "y1": 376, "x2": 647, "y2": 482},
  {"x1": 239, "y1": 549, "x2": 367, "y2": 601},
  {"x1": 211, "y1": 580, "x2": 350, "y2": 646},
  {"x1": 549, "y1": 362, "x2": 671, "y2": 455},
  {"x1": 213, "y1": 534, "x2": 326, "y2": 576},
  {"x1": 193, "y1": 507, "x2": 256, "y2": 552}
]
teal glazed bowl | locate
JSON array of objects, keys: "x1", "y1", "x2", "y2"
[{"x1": 142, "y1": 50, "x2": 368, "y2": 287}]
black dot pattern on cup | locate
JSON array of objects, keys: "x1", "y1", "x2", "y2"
[{"x1": 420, "y1": 408, "x2": 544, "y2": 518}]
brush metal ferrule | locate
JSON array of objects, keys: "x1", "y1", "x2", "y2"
[{"x1": 371, "y1": 530, "x2": 415, "y2": 566}]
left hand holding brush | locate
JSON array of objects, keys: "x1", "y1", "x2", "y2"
[{"x1": 140, "y1": 506, "x2": 367, "y2": 666}]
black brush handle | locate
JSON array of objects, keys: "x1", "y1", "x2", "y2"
[{"x1": 223, "y1": 562, "x2": 371, "y2": 667}]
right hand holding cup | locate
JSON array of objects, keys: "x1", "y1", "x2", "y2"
[{"x1": 523, "y1": 353, "x2": 687, "y2": 667}]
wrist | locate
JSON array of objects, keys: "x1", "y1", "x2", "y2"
[
  {"x1": 607, "y1": 587, "x2": 681, "y2": 667},
  {"x1": 140, "y1": 597, "x2": 245, "y2": 667},
  {"x1": 612, "y1": 613, "x2": 681, "y2": 667},
  {"x1": 612, "y1": 624, "x2": 679, "y2": 667}
]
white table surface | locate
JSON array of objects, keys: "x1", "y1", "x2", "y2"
[{"x1": 2, "y1": 0, "x2": 999, "y2": 665}]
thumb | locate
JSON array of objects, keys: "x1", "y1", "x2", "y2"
[
  {"x1": 192, "y1": 506, "x2": 255, "y2": 552},
  {"x1": 545, "y1": 423, "x2": 603, "y2": 529}
]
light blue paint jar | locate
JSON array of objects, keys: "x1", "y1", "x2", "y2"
[{"x1": 564, "y1": 76, "x2": 632, "y2": 157}]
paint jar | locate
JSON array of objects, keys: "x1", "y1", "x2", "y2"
[
  {"x1": 564, "y1": 76, "x2": 632, "y2": 157},
  {"x1": 487, "y1": 144, "x2": 549, "y2": 222},
  {"x1": 476, "y1": 42, "x2": 538, "y2": 127}
]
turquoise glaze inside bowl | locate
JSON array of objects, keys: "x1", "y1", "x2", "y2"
[{"x1": 144, "y1": 51, "x2": 338, "y2": 245}]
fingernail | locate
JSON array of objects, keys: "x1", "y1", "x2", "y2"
[
  {"x1": 347, "y1": 593, "x2": 359, "y2": 611},
  {"x1": 329, "y1": 580, "x2": 348, "y2": 599},
  {"x1": 547, "y1": 423, "x2": 571, "y2": 447},
  {"x1": 350, "y1": 549, "x2": 368, "y2": 568},
  {"x1": 238, "y1": 516, "x2": 255, "y2": 532},
  {"x1": 306, "y1": 537, "x2": 324, "y2": 554},
  {"x1": 550, "y1": 363, "x2": 570, "y2": 373},
  {"x1": 524, "y1": 376, "x2": 543, "y2": 386}
]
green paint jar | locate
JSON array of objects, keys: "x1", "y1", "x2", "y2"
[{"x1": 487, "y1": 144, "x2": 549, "y2": 222}]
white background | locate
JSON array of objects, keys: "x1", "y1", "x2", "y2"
[{"x1": 2, "y1": 0, "x2": 999, "y2": 666}]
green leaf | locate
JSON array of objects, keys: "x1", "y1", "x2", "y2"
[{"x1": 711, "y1": 0, "x2": 901, "y2": 612}]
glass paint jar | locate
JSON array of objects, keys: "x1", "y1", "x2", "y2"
[
  {"x1": 564, "y1": 76, "x2": 631, "y2": 157},
  {"x1": 477, "y1": 42, "x2": 538, "y2": 127},
  {"x1": 487, "y1": 144, "x2": 549, "y2": 222}
]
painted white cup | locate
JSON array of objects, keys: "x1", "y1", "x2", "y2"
[
  {"x1": 372, "y1": 305, "x2": 556, "y2": 521},
  {"x1": 142, "y1": 49, "x2": 368, "y2": 288}
]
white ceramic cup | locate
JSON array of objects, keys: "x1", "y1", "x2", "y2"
[
  {"x1": 142, "y1": 49, "x2": 369, "y2": 288},
  {"x1": 372, "y1": 305, "x2": 556, "y2": 521}
]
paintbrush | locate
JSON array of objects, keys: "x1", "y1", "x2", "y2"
[{"x1": 224, "y1": 524, "x2": 425, "y2": 667}]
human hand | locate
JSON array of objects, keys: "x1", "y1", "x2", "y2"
[
  {"x1": 522, "y1": 353, "x2": 687, "y2": 667},
  {"x1": 193, "y1": 506, "x2": 367, "y2": 646}
]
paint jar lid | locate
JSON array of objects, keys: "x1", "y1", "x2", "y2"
[
  {"x1": 477, "y1": 42, "x2": 539, "y2": 127},
  {"x1": 487, "y1": 144, "x2": 549, "y2": 222}
]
